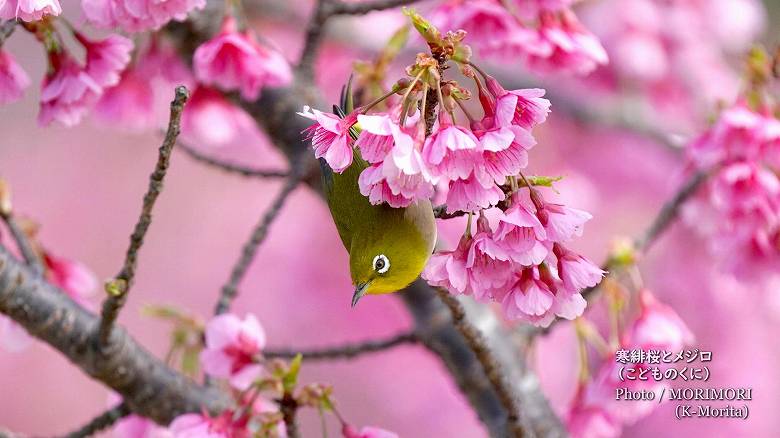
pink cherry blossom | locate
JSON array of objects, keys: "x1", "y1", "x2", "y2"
[
  {"x1": 169, "y1": 412, "x2": 248, "y2": 438},
  {"x1": 484, "y1": 78, "x2": 551, "y2": 130},
  {"x1": 494, "y1": 197, "x2": 549, "y2": 266},
  {"x1": 299, "y1": 106, "x2": 357, "y2": 172},
  {"x1": 534, "y1": 198, "x2": 593, "y2": 242},
  {"x1": 0, "y1": 0, "x2": 61, "y2": 21},
  {"x1": 76, "y1": 33, "x2": 134, "y2": 88},
  {"x1": 355, "y1": 114, "x2": 397, "y2": 163},
  {"x1": 200, "y1": 313, "x2": 266, "y2": 390},
  {"x1": 0, "y1": 49, "x2": 30, "y2": 104},
  {"x1": 181, "y1": 86, "x2": 260, "y2": 150},
  {"x1": 554, "y1": 244, "x2": 605, "y2": 292},
  {"x1": 94, "y1": 68, "x2": 156, "y2": 131},
  {"x1": 81, "y1": 0, "x2": 206, "y2": 33},
  {"x1": 422, "y1": 234, "x2": 472, "y2": 295},
  {"x1": 465, "y1": 214, "x2": 514, "y2": 299},
  {"x1": 194, "y1": 16, "x2": 292, "y2": 101},
  {"x1": 422, "y1": 116, "x2": 480, "y2": 181},
  {"x1": 44, "y1": 252, "x2": 97, "y2": 310},
  {"x1": 38, "y1": 54, "x2": 102, "y2": 127},
  {"x1": 342, "y1": 424, "x2": 399, "y2": 438},
  {"x1": 498, "y1": 268, "x2": 557, "y2": 327},
  {"x1": 526, "y1": 10, "x2": 608, "y2": 75},
  {"x1": 625, "y1": 289, "x2": 694, "y2": 352},
  {"x1": 445, "y1": 172, "x2": 504, "y2": 213},
  {"x1": 431, "y1": 0, "x2": 535, "y2": 56}
]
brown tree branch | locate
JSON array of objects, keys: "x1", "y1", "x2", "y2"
[
  {"x1": 98, "y1": 86, "x2": 189, "y2": 344},
  {"x1": 0, "y1": 213, "x2": 43, "y2": 276},
  {"x1": 0, "y1": 244, "x2": 230, "y2": 423},
  {"x1": 214, "y1": 168, "x2": 303, "y2": 315},
  {"x1": 297, "y1": 0, "x2": 422, "y2": 81},
  {"x1": 264, "y1": 331, "x2": 418, "y2": 360},
  {"x1": 62, "y1": 403, "x2": 131, "y2": 438},
  {"x1": 177, "y1": 141, "x2": 290, "y2": 179},
  {"x1": 435, "y1": 289, "x2": 526, "y2": 438}
]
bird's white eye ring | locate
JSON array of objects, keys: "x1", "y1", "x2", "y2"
[{"x1": 373, "y1": 254, "x2": 390, "y2": 274}]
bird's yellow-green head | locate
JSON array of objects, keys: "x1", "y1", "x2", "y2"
[{"x1": 344, "y1": 200, "x2": 437, "y2": 307}]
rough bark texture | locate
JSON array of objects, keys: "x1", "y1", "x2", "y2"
[{"x1": 0, "y1": 245, "x2": 230, "y2": 424}]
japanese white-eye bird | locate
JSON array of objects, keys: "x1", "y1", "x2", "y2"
[{"x1": 321, "y1": 84, "x2": 437, "y2": 307}]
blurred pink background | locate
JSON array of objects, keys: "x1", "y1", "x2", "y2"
[{"x1": 2, "y1": 1, "x2": 780, "y2": 437}]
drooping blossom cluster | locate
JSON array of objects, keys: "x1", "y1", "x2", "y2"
[
  {"x1": 39, "y1": 32, "x2": 133, "y2": 126},
  {"x1": 683, "y1": 101, "x2": 780, "y2": 280},
  {"x1": 578, "y1": 0, "x2": 766, "y2": 128},
  {"x1": 194, "y1": 16, "x2": 292, "y2": 101},
  {"x1": 300, "y1": 13, "x2": 603, "y2": 325},
  {"x1": 81, "y1": 0, "x2": 205, "y2": 32},
  {"x1": 424, "y1": 195, "x2": 603, "y2": 327},
  {"x1": 430, "y1": 0, "x2": 608, "y2": 75},
  {"x1": 143, "y1": 311, "x2": 399, "y2": 437},
  {"x1": 565, "y1": 290, "x2": 694, "y2": 438}
]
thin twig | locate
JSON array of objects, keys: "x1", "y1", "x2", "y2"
[
  {"x1": 214, "y1": 169, "x2": 303, "y2": 315},
  {"x1": 297, "y1": 0, "x2": 422, "y2": 81},
  {"x1": 265, "y1": 331, "x2": 418, "y2": 360},
  {"x1": 0, "y1": 214, "x2": 43, "y2": 276},
  {"x1": 435, "y1": 288, "x2": 526, "y2": 438},
  {"x1": 62, "y1": 403, "x2": 131, "y2": 438},
  {"x1": 178, "y1": 142, "x2": 289, "y2": 179},
  {"x1": 98, "y1": 86, "x2": 190, "y2": 345}
]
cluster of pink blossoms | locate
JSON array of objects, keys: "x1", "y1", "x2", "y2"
[
  {"x1": 301, "y1": 16, "x2": 603, "y2": 326},
  {"x1": 579, "y1": 0, "x2": 766, "y2": 128},
  {"x1": 117, "y1": 312, "x2": 398, "y2": 438},
  {"x1": 683, "y1": 102, "x2": 780, "y2": 280},
  {"x1": 424, "y1": 194, "x2": 603, "y2": 327},
  {"x1": 431, "y1": 0, "x2": 607, "y2": 75},
  {"x1": 0, "y1": 0, "x2": 61, "y2": 22},
  {"x1": 566, "y1": 290, "x2": 694, "y2": 438}
]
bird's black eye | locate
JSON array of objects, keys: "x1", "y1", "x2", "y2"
[{"x1": 373, "y1": 254, "x2": 390, "y2": 274}]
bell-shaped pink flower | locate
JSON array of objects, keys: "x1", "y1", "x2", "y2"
[
  {"x1": 527, "y1": 9, "x2": 608, "y2": 75},
  {"x1": 76, "y1": 33, "x2": 134, "y2": 88},
  {"x1": 355, "y1": 114, "x2": 397, "y2": 163},
  {"x1": 0, "y1": 0, "x2": 61, "y2": 21},
  {"x1": 82, "y1": 0, "x2": 206, "y2": 33},
  {"x1": 625, "y1": 289, "x2": 694, "y2": 352},
  {"x1": 445, "y1": 172, "x2": 504, "y2": 213},
  {"x1": 181, "y1": 86, "x2": 261, "y2": 150},
  {"x1": 494, "y1": 196, "x2": 549, "y2": 265},
  {"x1": 94, "y1": 68, "x2": 156, "y2": 131},
  {"x1": 38, "y1": 54, "x2": 102, "y2": 127},
  {"x1": 465, "y1": 214, "x2": 515, "y2": 300},
  {"x1": 423, "y1": 116, "x2": 481, "y2": 181},
  {"x1": 554, "y1": 244, "x2": 605, "y2": 292},
  {"x1": 565, "y1": 384, "x2": 622, "y2": 438},
  {"x1": 422, "y1": 234, "x2": 473, "y2": 295},
  {"x1": 0, "y1": 49, "x2": 30, "y2": 104},
  {"x1": 534, "y1": 198, "x2": 593, "y2": 242},
  {"x1": 485, "y1": 78, "x2": 551, "y2": 130},
  {"x1": 200, "y1": 313, "x2": 266, "y2": 390},
  {"x1": 194, "y1": 17, "x2": 292, "y2": 101},
  {"x1": 342, "y1": 424, "x2": 398, "y2": 438},
  {"x1": 299, "y1": 106, "x2": 357, "y2": 172},
  {"x1": 499, "y1": 268, "x2": 557, "y2": 326}
]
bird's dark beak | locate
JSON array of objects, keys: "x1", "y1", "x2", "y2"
[{"x1": 352, "y1": 282, "x2": 370, "y2": 307}]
